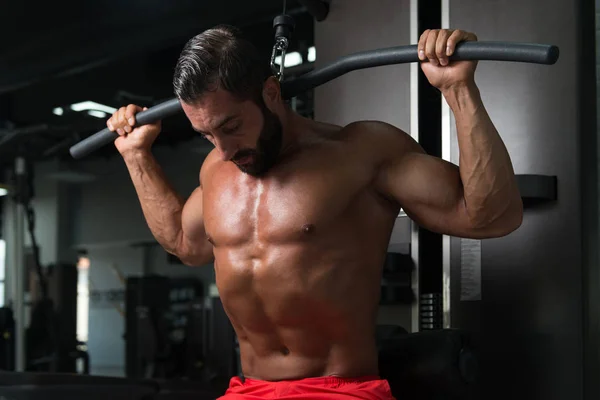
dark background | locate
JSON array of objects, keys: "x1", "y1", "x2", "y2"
[{"x1": 0, "y1": 0, "x2": 316, "y2": 164}]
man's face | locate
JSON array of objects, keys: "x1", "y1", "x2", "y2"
[{"x1": 182, "y1": 87, "x2": 283, "y2": 176}]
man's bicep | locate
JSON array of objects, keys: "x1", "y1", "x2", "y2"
[
  {"x1": 377, "y1": 150, "x2": 473, "y2": 236},
  {"x1": 347, "y1": 121, "x2": 472, "y2": 235},
  {"x1": 180, "y1": 186, "x2": 214, "y2": 265}
]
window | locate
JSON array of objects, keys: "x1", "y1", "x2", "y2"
[
  {"x1": 0, "y1": 240, "x2": 5, "y2": 307},
  {"x1": 76, "y1": 255, "x2": 90, "y2": 343},
  {"x1": 275, "y1": 46, "x2": 316, "y2": 67}
]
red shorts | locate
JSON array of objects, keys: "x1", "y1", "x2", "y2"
[{"x1": 217, "y1": 375, "x2": 396, "y2": 400}]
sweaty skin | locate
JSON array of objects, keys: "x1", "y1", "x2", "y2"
[
  {"x1": 112, "y1": 28, "x2": 523, "y2": 384},
  {"x1": 200, "y1": 123, "x2": 399, "y2": 380},
  {"x1": 122, "y1": 116, "x2": 518, "y2": 381}
]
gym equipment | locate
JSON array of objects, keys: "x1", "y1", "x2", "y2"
[
  {"x1": 378, "y1": 329, "x2": 478, "y2": 400},
  {"x1": 125, "y1": 275, "x2": 171, "y2": 380},
  {"x1": 49, "y1": 11, "x2": 554, "y2": 400},
  {"x1": 125, "y1": 275, "x2": 207, "y2": 381},
  {"x1": 296, "y1": 0, "x2": 329, "y2": 21},
  {"x1": 0, "y1": 327, "x2": 475, "y2": 400},
  {"x1": 380, "y1": 251, "x2": 415, "y2": 305},
  {"x1": 69, "y1": 41, "x2": 559, "y2": 159},
  {"x1": 270, "y1": 14, "x2": 295, "y2": 80},
  {"x1": 0, "y1": 308, "x2": 15, "y2": 371},
  {"x1": 27, "y1": 262, "x2": 83, "y2": 374}
]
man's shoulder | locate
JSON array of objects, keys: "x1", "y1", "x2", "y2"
[
  {"x1": 199, "y1": 148, "x2": 224, "y2": 184},
  {"x1": 340, "y1": 120, "x2": 409, "y2": 139},
  {"x1": 334, "y1": 120, "x2": 419, "y2": 158}
]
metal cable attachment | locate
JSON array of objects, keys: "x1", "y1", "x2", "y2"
[
  {"x1": 271, "y1": 36, "x2": 289, "y2": 80},
  {"x1": 271, "y1": 14, "x2": 295, "y2": 81}
]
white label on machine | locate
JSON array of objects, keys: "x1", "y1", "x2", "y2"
[{"x1": 460, "y1": 238, "x2": 482, "y2": 301}]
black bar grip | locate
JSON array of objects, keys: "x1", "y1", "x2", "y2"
[
  {"x1": 451, "y1": 42, "x2": 559, "y2": 64},
  {"x1": 282, "y1": 42, "x2": 559, "y2": 98},
  {"x1": 69, "y1": 98, "x2": 183, "y2": 159},
  {"x1": 69, "y1": 41, "x2": 559, "y2": 159}
]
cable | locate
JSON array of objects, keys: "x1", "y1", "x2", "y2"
[
  {"x1": 12, "y1": 156, "x2": 56, "y2": 370},
  {"x1": 21, "y1": 160, "x2": 47, "y2": 300}
]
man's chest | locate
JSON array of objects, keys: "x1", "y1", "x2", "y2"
[{"x1": 202, "y1": 157, "x2": 372, "y2": 246}]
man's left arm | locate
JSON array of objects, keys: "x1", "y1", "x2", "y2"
[
  {"x1": 374, "y1": 29, "x2": 523, "y2": 238},
  {"x1": 442, "y1": 79, "x2": 523, "y2": 234}
]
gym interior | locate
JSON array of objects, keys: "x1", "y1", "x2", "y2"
[{"x1": 0, "y1": 0, "x2": 598, "y2": 399}]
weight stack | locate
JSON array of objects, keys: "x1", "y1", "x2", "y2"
[{"x1": 420, "y1": 292, "x2": 443, "y2": 330}]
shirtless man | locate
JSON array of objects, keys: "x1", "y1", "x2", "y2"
[{"x1": 107, "y1": 25, "x2": 523, "y2": 399}]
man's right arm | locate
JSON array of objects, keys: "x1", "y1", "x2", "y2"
[
  {"x1": 123, "y1": 150, "x2": 214, "y2": 266},
  {"x1": 108, "y1": 104, "x2": 213, "y2": 266}
]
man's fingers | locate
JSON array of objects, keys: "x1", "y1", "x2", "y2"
[
  {"x1": 446, "y1": 30, "x2": 477, "y2": 56},
  {"x1": 114, "y1": 107, "x2": 127, "y2": 136},
  {"x1": 124, "y1": 104, "x2": 142, "y2": 132},
  {"x1": 117, "y1": 107, "x2": 127, "y2": 134},
  {"x1": 106, "y1": 104, "x2": 148, "y2": 136},
  {"x1": 436, "y1": 29, "x2": 452, "y2": 66},
  {"x1": 425, "y1": 30, "x2": 439, "y2": 65},
  {"x1": 418, "y1": 29, "x2": 431, "y2": 61},
  {"x1": 106, "y1": 116, "x2": 115, "y2": 132},
  {"x1": 107, "y1": 108, "x2": 120, "y2": 132},
  {"x1": 420, "y1": 29, "x2": 478, "y2": 59},
  {"x1": 446, "y1": 30, "x2": 464, "y2": 57},
  {"x1": 125, "y1": 104, "x2": 141, "y2": 126}
]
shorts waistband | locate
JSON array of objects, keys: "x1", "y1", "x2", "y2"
[{"x1": 241, "y1": 375, "x2": 382, "y2": 386}]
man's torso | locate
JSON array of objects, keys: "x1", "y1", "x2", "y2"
[{"x1": 201, "y1": 124, "x2": 400, "y2": 380}]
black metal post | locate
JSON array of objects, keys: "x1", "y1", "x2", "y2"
[{"x1": 297, "y1": 0, "x2": 329, "y2": 21}]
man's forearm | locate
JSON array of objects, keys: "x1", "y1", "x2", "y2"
[
  {"x1": 122, "y1": 150, "x2": 186, "y2": 253},
  {"x1": 443, "y1": 82, "x2": 522, "y2": 227}
]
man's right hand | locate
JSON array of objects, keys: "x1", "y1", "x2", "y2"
[{"x1": 107, "y1": 104, "x2": 162, "y2": 155}]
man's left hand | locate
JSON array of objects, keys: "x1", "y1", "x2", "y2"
[{"x1": 418, "y1": 29, "x2": 478, "y2": 92}]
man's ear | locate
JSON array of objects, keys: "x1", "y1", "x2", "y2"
[{"x1": 262, "y1": 76, "x2": 282, "y2": 109}]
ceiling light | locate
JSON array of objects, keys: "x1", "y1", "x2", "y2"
[
  {"x1": 53, "y1": 107, "x2": 64, "y2": 116},
  {"x1": 275, "y1": 51, "x2": 303, "y2": 68},
  {"x1": 87, "y1": 110, "x2": 107, "y2": 119},
  {"x1": 0, "y1": 184, "x2": 10, "y2": 197},
  {"x1": 308, "y1": 46, "x2": 316, "y2": 62},
  {"x1": 70, "y1": 101, "x2": 117, "y2": 114}
]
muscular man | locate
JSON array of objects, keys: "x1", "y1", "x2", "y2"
[{"x1": 108, "y1": 26, "x2": 522, "y2": 399}]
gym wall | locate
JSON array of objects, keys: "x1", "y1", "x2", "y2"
[
  {"x1": 3, "y1": 160, "x2": 74, "y2": 268},
  {"x1": 2, "y1": 160, "x2": 78, "y2": 330},
  {"x1": 445, "y1": 0, "x2": 597, "y2": 399},
  {"x1": 316, "y1": 0, "x2": 596, "y2": 398},
  {"x1": 71, "y1": 144, "x2": 215, "y2": 376},
  {"x1": 313, "y1": 0, "x2": 413, "y2": 329}
]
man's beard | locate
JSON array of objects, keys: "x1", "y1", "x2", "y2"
[{"x1": 232, "y1": 103, "x2": 283, "y2": 176}]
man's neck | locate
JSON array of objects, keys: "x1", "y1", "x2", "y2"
[{"x1": 278, "y1": 107, "x2": 306, "y2": 158}]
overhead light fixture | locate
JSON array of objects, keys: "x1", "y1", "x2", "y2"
[
  {"x1": 275, "y1": 51, "x2": 303, "y2": 68},
  {"x1": 70, "y1": 101, "x2": 117, "y2": 114},
  {"x1": 0, "y1": 184, "x2": 11, "y2": 197},
  {"x1": 308, "y1": 46, "x2": 316, "y2": 62},
  {"x1": 53, "y1": 101, "x2": 116, "y2": 118},
  {"x1": 87, "y1": 110, "x2": 107, "y2": 119}
]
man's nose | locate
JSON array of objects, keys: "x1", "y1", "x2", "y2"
[{"x1": 215, "y1": 138, "x2": 237, "y2": 161}]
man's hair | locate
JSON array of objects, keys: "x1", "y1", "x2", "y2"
[{"x1": 173, "y1": 25, "x2": 273, "y2": 104}]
